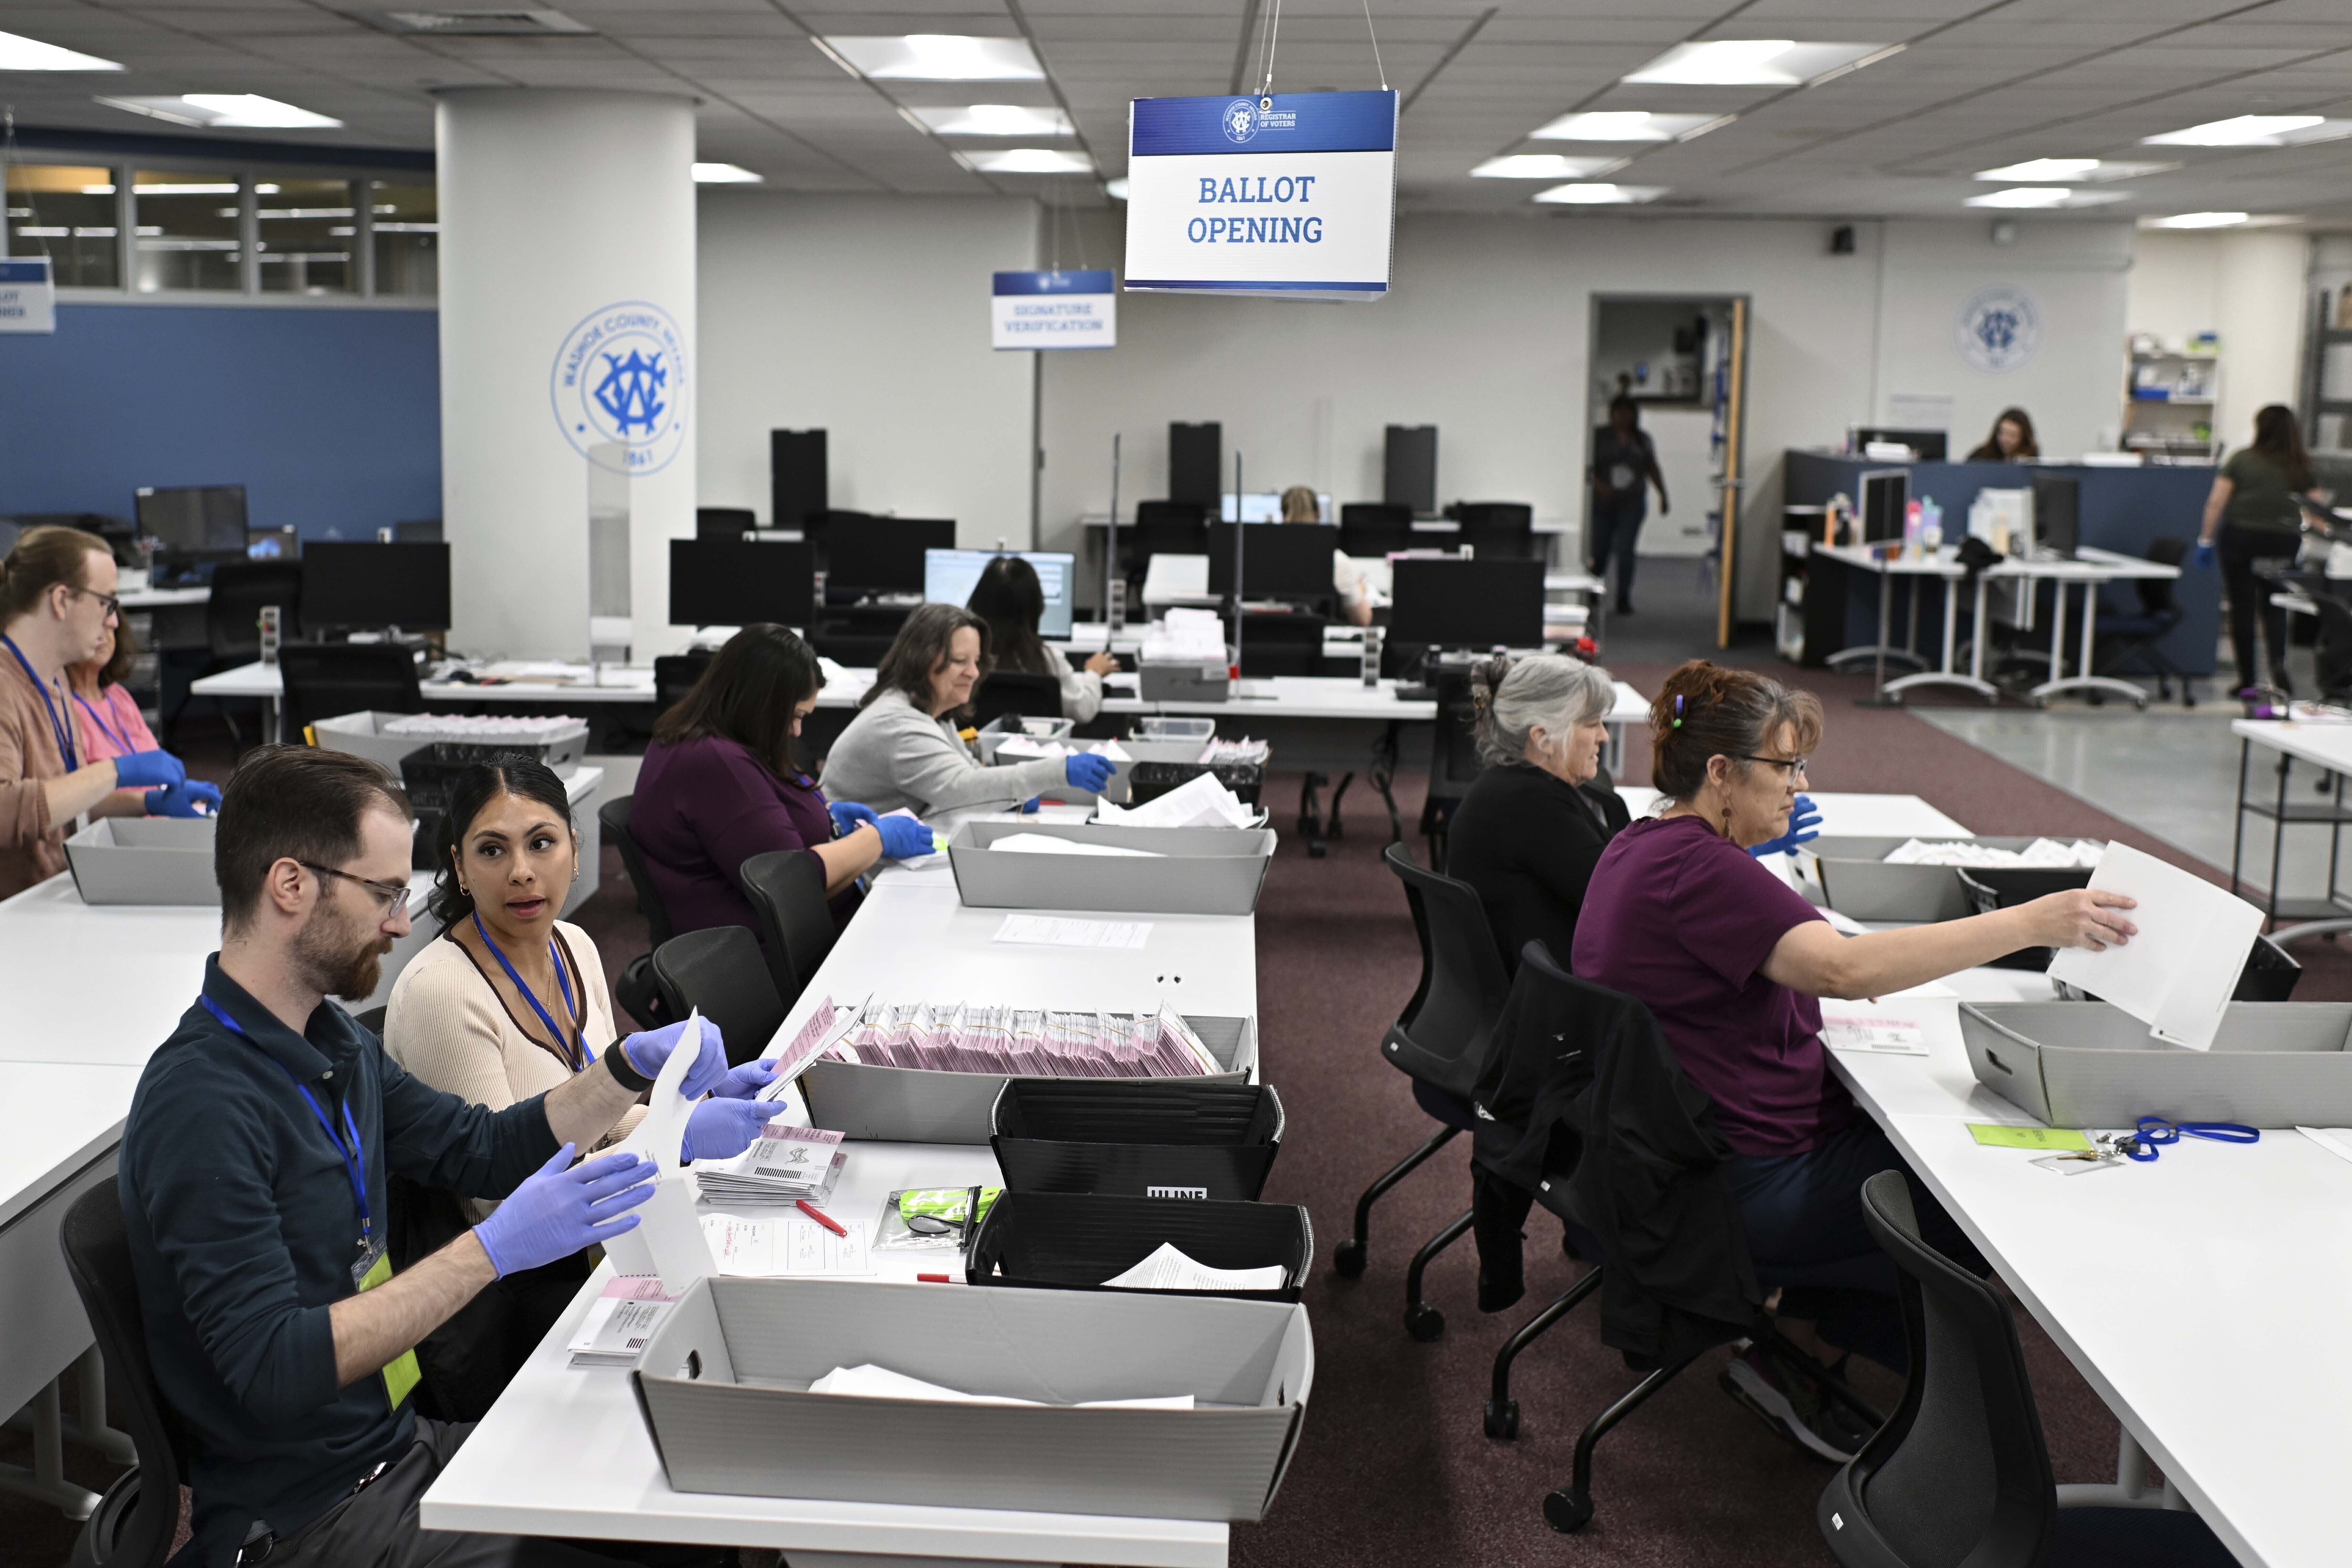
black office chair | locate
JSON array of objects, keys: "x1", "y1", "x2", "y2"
[
  {"x1": 696, "y1": 507, "x2": 757, "y2": 540},
  {"x1": 1816, "y1": 1171, "x2": 2237, "y2": 1568},
  {"x1": 649, "y1": 925, "x2": 785, "y2": 1068},
  {"x1": 59, "y1": 1183, "x2": 185, "y2": 1568},
  {"x1": 1333, "y1": 843, "x2": 1514, "y2": 1343},
  {"x1": 599, "y1": 795, "x2": 676, "y2": 1030},
  {"x1": 1237, "y1": 613, "x2": 1326, "y2": 677},
  {"x1": 738, "y1": 849, "x2": 842, "y2": 1011},
  {"x1": 171, "y1": 561, "x2": 303, "y2": 749},
  {"x1": 277, "y1": 643, "x2": 421, "y2": 741},
  {"x1": 352, "y1": 1005, "x2": 388, "y2": 1034},
  {"x1": 2092, "y1": 537, "x2": 2193, "y2": 707},
  {"x1": 652, "y1": 652, "x2": 713, "y2": 716},
  {"x1": 971, "y1": 670, "x2": 1068, "y2": 726},
  {"x1": 1451, "y1": 501, "x2": 1537, "y2": 561},
  {"x1": 1340, "y1": 503, "x2": 1417, "y2": 557},
  {"x1": 1419, "y1": 664, "x2": 1483, "y2": 861}
]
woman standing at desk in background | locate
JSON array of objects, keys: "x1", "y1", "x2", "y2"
[
  {"x1": 69, "y1": 619, "x2": 163, "y2": 796},
  {"x1": 633, "y1": 624, "x2": 930, "y2": 945},
  {"x1": 0, "y1": 525, "x2": 216, "y2": 900},
  {"x1": 1282, "y1": 485, "x2": 1375, "y2": 626},
  {"x1": 1964, "y1": 406, "x2": 2039, "y2": 462},
  {"x1": 1587, "y1": 397, "x2": 1668, "y2": 618},
  {"x1": 967, "y1": 554, "x2": 1115, "y2": 722},
  {"x1": 2197, "y1": 404, "x2": 2329, "y2": 699},
  {"x1": 1575, "y1": 661, "x2": 2135, "y2": 1455},
  {"x1": 822, "y1": 603, "x2": 1115, "y2": 816}
]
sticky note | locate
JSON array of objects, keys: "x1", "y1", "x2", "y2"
[{"x1": 1967, "y1": 1123, "x2": 2093, "y2": 1151}]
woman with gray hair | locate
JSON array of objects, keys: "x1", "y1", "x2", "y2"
[{"x1": 1443, "y1": 652, "x2": 1631, "y2": 977}]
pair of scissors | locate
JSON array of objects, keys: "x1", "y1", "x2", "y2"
[{"x1": 2106, "y1": 1116, "x2": 2259, "y2": 1163}]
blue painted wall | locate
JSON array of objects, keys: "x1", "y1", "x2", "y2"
[{"x1": 0, "y1": 304, "x2": 439, "y2": 541}]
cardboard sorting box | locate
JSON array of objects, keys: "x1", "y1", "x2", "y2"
[
  {"x1": 1140, "y1": 647, "x2": 1235, "y2": 704},
  {"x1": 990, "y1": 1078, "x2": 1285, "y2": 1201},
  {"x1": 64, "y1": 817, "x2": 218, "y2": 905},
  {"x1": 310, "y1": 710, "x2": 587, "y2": 773},
  {"x1": 967, "y1": 1192, "x2": 1313, "y2": 1304},
  {"x1": 947, "y1": 819, "x2": 1274, "y2": 916},
  {"x1": 1796, "y1": 837, "x2": 2098, "y2": 924},
  {"x1": 633, "y1": 1276, "x2": 1311, "y2": 1524},
  {"x1": 801, "y1": 1013, "x2": 1255, "y2": 1144},
  {"x1": 974, "y1": 714, "x2": 1076, "y2": 763},
  {"x1": 1961, "y1": 1000, "x2": 2352, "y2": 1127}
]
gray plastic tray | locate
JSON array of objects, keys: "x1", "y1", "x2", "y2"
[
  {"x1": 801, "y1": 1014, "x2": 1256, "y2": 1144},
  {"x1": 947, "y1": 819, "x2": 1274, "y2": 915},
  {"x1": 1140, "y1": 651, "x2": 1234, "y2": 704},
  {"x1": 1798, "y1": 836, "x2": 2099, "y2": 924},
  {"x1": 1960, "y1": 1000, "x2": 2352, "y2": 1127},
  {"x1": 311, "y1": 709, "x2": 586, "y2": 773},
  {"x1": 64, "y1": 817, "x2": 218, "y2": 905},
  {"x1": 633, "y1": 1276, "x2": 1310, "y2": 1523}
]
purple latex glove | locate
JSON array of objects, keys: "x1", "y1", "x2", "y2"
[
  {"x1": 472, "y1": 1144, "x2": 654, "y2": 1276},
  {"x1": 714, "y1": 1057, "x2": 782, "y2": 1100},
  {"x1": 682, "y1": 1098, "x2": 774, "y2": 1163},
  {"x1": 616, "y1": 1018, "x2": 727, "y2": 1099}
]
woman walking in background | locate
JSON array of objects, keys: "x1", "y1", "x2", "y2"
[{"x1": 1588, "y1": 396, "x2": 1668, "y2": 616}]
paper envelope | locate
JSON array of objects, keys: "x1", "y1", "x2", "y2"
[{"x1": 603, "y1": 1010, "x2": 716, "y2": 1293}]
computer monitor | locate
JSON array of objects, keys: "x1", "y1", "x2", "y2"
[
  {"x1": 669, "y1": 539, "x2": 815, "y2": 628},
  {"x1": 1859, "y1": 469, "x2": 1909, "y2": 546},
  {"x1": 1384, "y1": 425, "x2": 1438, "y2": 515},
  {"x1": 1208, "y1": 523, "x2": 1340, "y2": 602},
  {"x1": 1853, "y1": 427, "x2": 1948, "y2": 461},
  {"x1": 245, "y1": 526, "x2": 298, "y2": 561},
  {"x1": 301, "y1": 542, "x2": 451, "y2": 631},
  {"x1": 134, "y1": 485, "x2": 247, "y2": 552},
  {"x1": 925, "y1": 549, "x2": 1076, "y2": 639},
  {"x1": 2031, "y1": 473, "x2": 2079, "y2": 558},
  {"x1": 1221, "y1": 491, "x2": 1331, "y2": 523},
  {"x1": 826, "y1": 517, "x2": 957, "y2": 595},
  {"x1": 1389, "y1": 558, "x2": 1545, "y2": 648}
]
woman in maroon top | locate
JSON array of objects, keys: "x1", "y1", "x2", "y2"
[
  {"x1": 632, "y1": 624, "x2": 928, "y2": 944},
  {"x1": 1575, "y1": 660, "x2": 2135, "y2": 1455}
]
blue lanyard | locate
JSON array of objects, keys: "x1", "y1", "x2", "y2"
[
  {"x1": 2119, "y1": 1116, "x2": 2259, "y2": 1163},
  {"x1": 73, "y1": 691, "x2": 132, "y2": 757},
  {"x1": 199, "y1": 993, "x2": 371, "y2": 1248},
  {"x1": 1, "y1": 634, "x2": 77, "y2": 771},
  {"x1": 471, "y1": 911, "x2": 591, "y2": 1070}
]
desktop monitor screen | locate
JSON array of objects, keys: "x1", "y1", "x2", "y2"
[
  {"x1": 826, "y1": 517, "x2": 957, "y2": 594},
  {"x1": 1389, "y1": 558, "x2": 1545, "y2": 648},
  {"x1": 135, "y1": 485, "x2": 247, "y2": 552},
  {"x1": 1860, "y1": 470, "x2": 1909, "y2": 546},
  {"x1": 925, "y1": 549, "x2": 1075, "y2": 639},
  {"x1": 2031, "y1": 474, "x2": 2079, "y2": 558},
  {"x1": 1208, "y1": 523, "x2": 1341, "y2": 602},
  {"x1": 301, "y1": 541, "x2": 451, "y2": 631},
  {"x1": 670, "y1": 539, "x2": 815, "y2": 628},
  {"x1": 1219, "y1": 492, "x2": 1332, "y2": 523},
  {"x1": 246, "y1": 527, "x2": 298, "y2": 561}
]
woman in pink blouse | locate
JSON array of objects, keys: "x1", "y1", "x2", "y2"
[{"x1": 69, "y1": 622, "x2": 161, "y2": 788}]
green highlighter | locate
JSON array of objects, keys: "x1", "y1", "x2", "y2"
[{"x1": 1968, "y1": 1124, "x2": 2094, "y2": 1152}]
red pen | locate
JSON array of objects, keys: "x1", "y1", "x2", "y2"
[
  {"x1": 796, "y1": 1199, "x2": 847, "y2": 1237},
  {"x1": 917, "y1": 1273, "x2": 952, "y2": 1283}
]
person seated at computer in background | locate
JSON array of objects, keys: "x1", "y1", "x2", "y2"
[
  {"x1": 69, "y1": 619, "x2": 165, "y2": 799},
  {"x1": 1281, "y1": 484, "x2": 1375, "y2": 627},
  {"x1": 119, "y1": 744, "x2": 758, "y2": 1568},
  {"x1": 821, "y1": 602, "x2": 1115, "y2": 817},
  {"x1": 0, "y1": 524, "x2": 217, "y2": 900},
  {"x1": 1574, "y1": 660, "x2": 2135, "y2": 1458},
  {"x1": 632, "y1": 623, "x2": 930, "y2": 943},
  {"x1": 1443, "y1": 654, "x2": 1631, "y2": 977},
  {"x1": 966, "y1": 554, "x2": 1115, "y2": 722},
  {"x1": 1964, "y1": 406, "x2": 2038, "y2": 462}
]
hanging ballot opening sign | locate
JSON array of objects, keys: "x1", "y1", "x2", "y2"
[
  {"x1": 1125, "y1": 90, "x2": 1396, "y2": 301},
  {"x1": 0, "y1": 258, "x2": 57, "y2": 334},
  {"x1": 993, "y1": 269, "x2": 1116, "y2": 350}
]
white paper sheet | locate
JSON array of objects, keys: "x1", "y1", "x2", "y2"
[
  {"x1": 699, "y1": 1214, "x2": 874, "y2": 1277},
  {"x1": 990, "y1": 833, "x2": 1164, "y2": 858},
  {"x1": 1093, "y1": 770, "x2": 1255, "y2": 829},
  {"x1": 992, "y1": 914, "x2": 1153, "y2": 950},
  {"x1": 806, "y1": 1363, "x2": 1193, "y2": 1410},
  {"x1": 1819, "y1": 1011, "x2": 1931, "y2": 1056},
  {"x1": 2297, "y1": 1127, "x2": 2352, "y2": 1168},
  {"x1": 603, "y1": 1011, "x2": 717, "y2": 1292},
  {"x1": 1101, "y1": 1241, "x2": 1288, "y2": 1293},
  {"x1": 2045, "y1": 843, "x2": 2263, "y2": 1052}
]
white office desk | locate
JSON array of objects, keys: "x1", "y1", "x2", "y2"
[
  {"x1": 2228, "y1": 719, "x2": 2352, "y2": 938},
  {"x1": 117, "y1": 586, "x2": 211, "y2": 611}
]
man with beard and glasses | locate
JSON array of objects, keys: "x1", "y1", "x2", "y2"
[{"x1": 119, "y1": 746, "x2": 766, "y2": 1568}]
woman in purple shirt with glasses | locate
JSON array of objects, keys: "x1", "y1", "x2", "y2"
[{"x1": 1575, "y1": 660, "x2": 2136, "y2": 1459}]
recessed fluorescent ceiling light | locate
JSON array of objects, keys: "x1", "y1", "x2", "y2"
[
  {"x1": 1623, "y1": 40, "x2": 1893, "y2": 87},
  {"x1": 1472, "y1": 154, "x2": 1622, "y2": 179},
  {"x1": 909, "y1": 104, "x2": 1071, "y2": 137},
  {"x1": 692, "y1": 163, "x2": 761, "y2": 183},
  {"x1": 1535, "y1": 183, "x2": 1666, "y2": 205},
  {"x1": 2144, "y1": 211, "x2": 2251, "y2": 229},
  {"x1": 2143, "y1": 114, "x2": 2352, "y2": 147},
  {"x1": 819, "y1": 34, "x2": 1042, "y2": 82},
  {"x1": 1104, "y1": 178, "x2": 1129, "y2": 201},
  {"x1": 1974, "y1": 157, "x2": 2175, "y2": 182},
  {"x1": 961, "y1": 147, "x2": 1093, "y2": 175},
  {"x1": 1965, "y1": 186, "x2": 2124, "y2": 209},
  {"x1": 98, "y1": 93, "x2": 341, "y2": 129},
  {"x1": 0, "y1": 28, "x2": 122, "y2": 69},
  {"x1": 1530, "y1": 111, "x2": 1722, "y2": 142}
]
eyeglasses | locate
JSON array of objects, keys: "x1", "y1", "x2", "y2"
[
  {"x1": 299, "y1": 861, "x2": 413, "y2": 919},
  {"x1": 1739, "y1": 754, "x2": 1809, "y2": 777},
  {"x1": 67, "y1": 586, "x2": 121, "y2": 621}
]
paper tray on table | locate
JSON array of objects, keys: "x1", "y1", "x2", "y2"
[
  {"x1": 310, "y1": 709, "x2": 587, "y2": 772},
  {"x1": 990, "y1": 1078, "x2": 1284, "y2": 1200},
  {"x1": 632, "y1": 1276, "x2": 1311, "y2": 1523},
  {"x1": 966, "y1": 1192, "x2": 1313, "y2": 1304},
  {"x1": 800, "y1": 1014, "x2": 1256, "y2": 1144},
  {"x1": 64, "y1": 817, "x2": 218, "y2": 905},
  {"x1": 1960, "y1": 1000, "x2": 2352, "y2": 1127},
  {"x1": 1796, "y1": 836, "x2": 2090, "y2": 924},
  {"x1": 947, "y1": 820, "x2": 1274, "y2": 916}
]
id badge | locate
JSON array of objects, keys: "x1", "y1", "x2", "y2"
[{"x1": 354, "y1": 1243, "x2": 422, "y2": 1410}]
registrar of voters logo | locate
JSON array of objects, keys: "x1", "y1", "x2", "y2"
[
  {"x1": 1955, "y1": 284, "x2": 2041, "y2": 374},
  {"x1": 550, "y1": 300, "x2": 689, "y2": 473},
  {"x1": 1223, "y1": 99, "x2": 1258, "y2": 143}
]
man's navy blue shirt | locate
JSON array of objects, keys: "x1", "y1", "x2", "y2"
[{"x1": 120, "y1": 955, "x2": 560, "y2": 1565}]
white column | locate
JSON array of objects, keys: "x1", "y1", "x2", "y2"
[{"x1": 436, "y1": 88, "x2": 696, "y2": 661}]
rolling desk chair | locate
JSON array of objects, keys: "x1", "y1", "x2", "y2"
[
  {"x1": 650, "y1": 925, "x2": 786, "y2": 1068},
  {"x1": 276, "y1": 643, "x2": 420, "y2": 741},
  {"x1": 1450, "y1": 502, "x2": 1537, "y2": 561},
  {"x1": 696, "y1": 507, "x2": 758, "y2": 540},
  {"x1": 1334, "y1": 844, "x2": 1514, "y2": 1345},
  {"x1": 59, "y1": 1182, "x2": 185, "y2": 1568},
  {"x1": 970, "y1": 670, "x2": 1068, "y2": 726},
  {"x1": 599, "y1": 795, "x2": 677, "y2": 1029},
  {"x1": 2091, "y1": 537, "x2": 2193, "y2": 707},
  {"x1": 1340, "y1": 503, "x2": 1417, "y2": 557},
  {"x1": 171, "y1": 560, "x2": 302, "y2": 749},
  {"x1": 652, "y1": 652, "x2": 713, "y2": 714},
  {"x1": 739, "y1": 849, "x2": 844, "y2": 1012},
  {"x1": 1420, "y1": 663, "x2": 1483, "y2": 862},
  {"x1": 1817, "y1": 1171, "x2": 2236, "y2": 1568}
]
